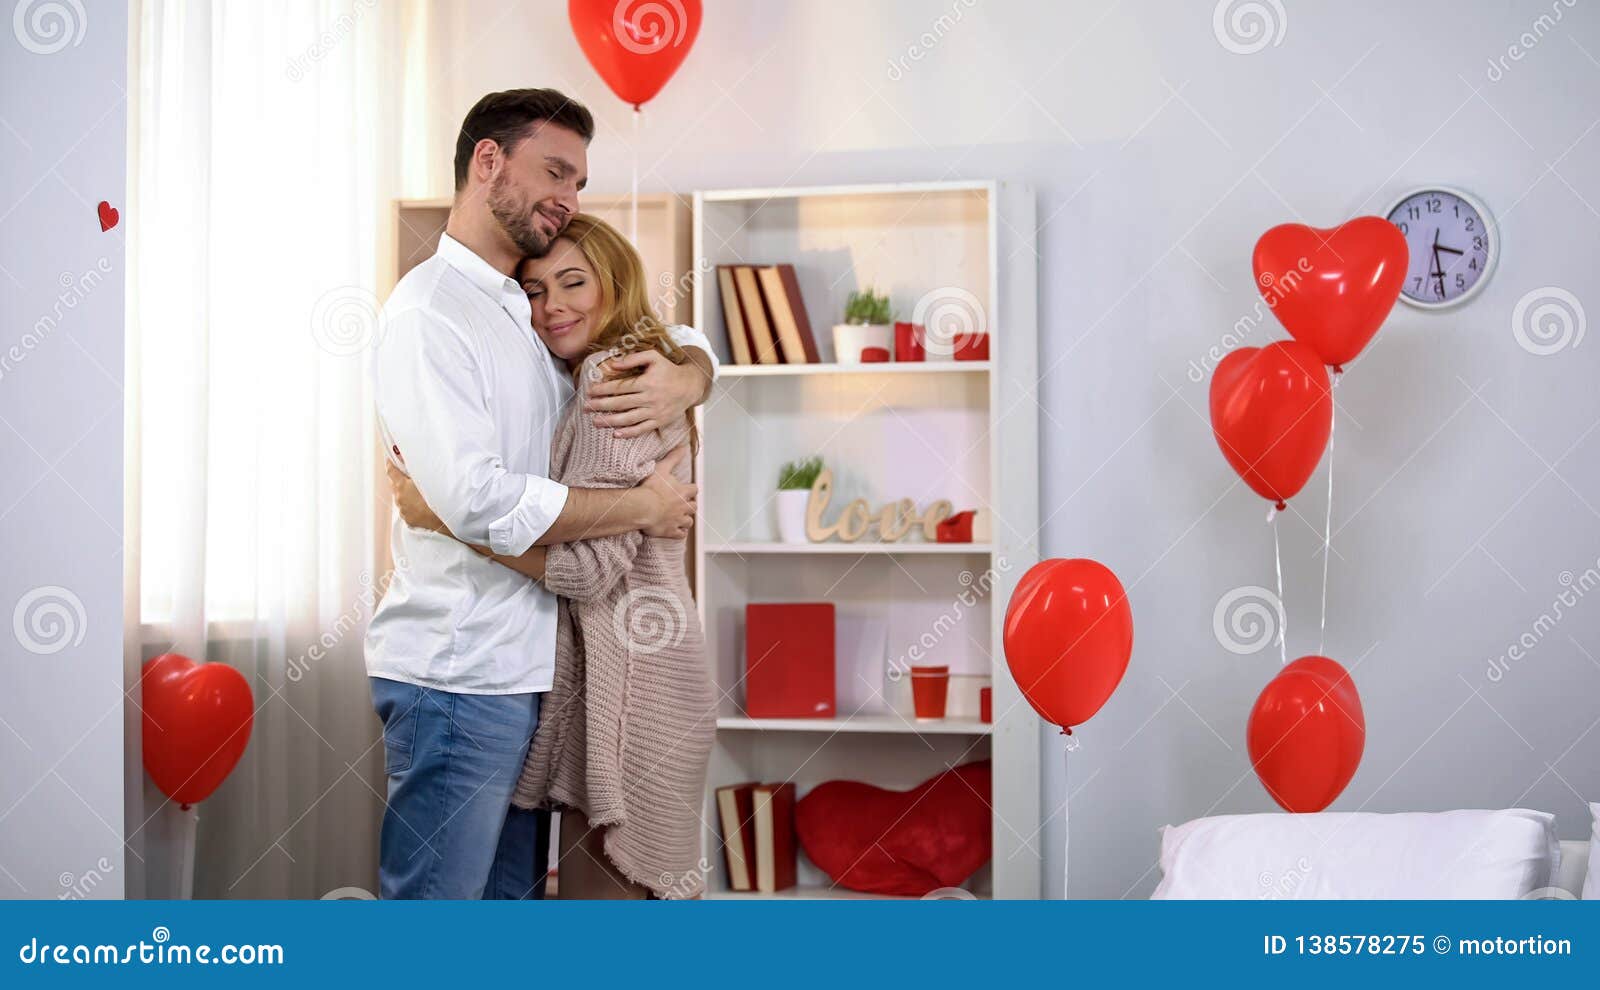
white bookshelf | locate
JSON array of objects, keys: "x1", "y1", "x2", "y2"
[{"x1": 691, "y1": 180, "x2": 1041, "y2": 899}]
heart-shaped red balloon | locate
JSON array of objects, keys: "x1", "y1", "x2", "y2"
[
  {"x1": 1252, "y1": 217, "x2": 1408, "y2": 371},
  {"x1": 1247, "y1": 656, "x2": 1365, "y2": 813},
  {"x1": 569, "y1": 0, "x2": 702, "y2": 110},
  {"x1": 1003, "y1": 558, "x2": 1133, "y2": 731},
  {"x1": 1209, "y1": 341, "x2": 1331, "y2": 508},
  {"x1": 141, "y1": 653, "x2": 254, "y2": 807},
  {"x1": 794, "y1": 762, "x2": 991, "y2": 896}
]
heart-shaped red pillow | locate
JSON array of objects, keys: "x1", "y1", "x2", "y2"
[{"x1": 795, "y1": 761, "x2": 991, "y2": 896}]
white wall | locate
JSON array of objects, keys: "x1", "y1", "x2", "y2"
[
  {"x1": 0, "y1": 0, "x2": 127, "y2": 899},
  {"x1": 343, "y1": 0, "x2": 1600, "y2": 897}
]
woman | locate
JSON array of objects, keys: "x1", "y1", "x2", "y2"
[{"x1": 391, "y1": 213, "x2": 716, "y2": 899}]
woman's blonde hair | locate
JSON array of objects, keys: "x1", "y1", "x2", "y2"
[{"x1": 557, "y1": 212, "x2": 698, "y2": 451}]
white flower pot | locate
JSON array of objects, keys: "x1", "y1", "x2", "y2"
[
  {"x1": 773, "y1": 489, "x2": 811, "y2": 543},
  {"x1": 832, "y1": 323, "x2": 894, "y2": 364}
]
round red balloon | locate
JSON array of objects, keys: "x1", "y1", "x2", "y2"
[
  {"x1": 1247, "y1": 656, "x2": 1365, "y2": 813},
  {"x1": 1002, "y1": 558, "x2": 1133, "y2": 730},
  {"x1": 1252, "y1": 216, "x2": 1408, "y2": 371},
  {"x1": 1209, "y1": 340, "x2": 1332, "y2": 508},
  {"x1": 141, "y1": 653, "x2": 254, "y2": 807},
  {"x1": 569, "y1": 0, "x2": 702, "y2": 110}
]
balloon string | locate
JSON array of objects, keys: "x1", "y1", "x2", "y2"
[
  {"x1": 630, "y1": 108, "x2": 640, "y2": 245},
  {"x1": 1320, "y1": 373, "x2": 1339, "y2": 655},
  {"x1": 1273, "y1": 513, "x2": 1287, "y2": 667},
  {"x1": 1062, "y1": 740, "x2": 1070, "y2": 900}
]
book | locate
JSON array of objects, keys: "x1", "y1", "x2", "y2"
[
  {"x1": 744, "y1": 602, "x2": 836, "y2": 718},
  {"x1": 716, "y1": 265, "x2": 754, "y2": 366},
  {"x1": 716, "y1": 783, "x2": 759, "y2": 891},
  {"x1": 732, "y1": 266, "x2": 782, "y2": 364},
  {"x1": 751, "y1": 781, "x2": 798, "y2": 893},
  {"x1": 755, "y1": 264, "x2": 820, "y2": 364}
]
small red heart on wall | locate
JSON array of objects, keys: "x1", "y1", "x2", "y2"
[{"x1": 97, "y1": 201, "x2": 119, "y2": 232}]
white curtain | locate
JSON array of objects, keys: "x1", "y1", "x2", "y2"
[{"x1": 126, "y1": 0, "x2": 422, "y2": 898}]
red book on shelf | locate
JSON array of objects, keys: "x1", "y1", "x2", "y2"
[
  {"x1": 716, "y1": 265, "x2": 754, "y2": 366},
  {"x1": 715, "y1": 783, "x2": 760, "y2": 891},
  {"x1": 744, "y1": 603, "x2": 835, "y2": 718},
  {"x1": 752, "y1": 781, "x2": 798, "y2": 893},
  {"x1": 756, "y1": 264, "x2": 821, "y2": 364}
]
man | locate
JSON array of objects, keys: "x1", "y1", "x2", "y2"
[{"x1": 365, "y1": 88, "x2": 717, "y2": 899}]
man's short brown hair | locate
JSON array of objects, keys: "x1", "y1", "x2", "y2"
[{"x1": 453, "y1": 88, "x2": 595, "y2": 191}]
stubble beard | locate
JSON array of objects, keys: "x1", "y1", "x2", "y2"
[{"x1": 488, "y1": 171, "x2": 554, "y2": 259}]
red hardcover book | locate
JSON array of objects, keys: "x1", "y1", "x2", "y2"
[
  {"x1": 715, "y1": 783, "x2": 759, "y2": 891},
  {"x1": 752, "y1": 781, "x2": 798, "y2": 892},
  {"x1": 744, "y1": 603, "x2": 835, "y2": 718},
  {"x1": 756, "y1": 264, "x2": 821, "y2": 364}
]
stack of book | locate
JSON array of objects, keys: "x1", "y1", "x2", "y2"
[
  {"x1": 716, "y1": 264, "x2": 821, "y2": 366},
  {"x1": 715, "y1": 781, "x2": 797, "y2": 893}
]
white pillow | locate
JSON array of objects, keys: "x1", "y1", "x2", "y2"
[
  {"x1": 1585, "y1": 803, "x2": 1599, "y2": 900},
  {"x1": 1152, "y1": 810, "x2": 1559, "y2": 899}
]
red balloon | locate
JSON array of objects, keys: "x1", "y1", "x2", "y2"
[
  {"x1": 1252, "y1": 217, "x2": 1408, "y2": 371},
  {"x1": 1209, "y1": 340, "x2": 1331, "y2": 508},
  {"x1": 1247, "y1": 656, "x2": 1365, "y2": 813},
  {"x1": 141, "y1": 653, "x2": 254, "y2": 807},
  {"x1": 1002, "y1": 558, "x2": 1133, "y2": 730},
  {"x1": 569, "y1": 0, "x2": 702, "y2": 110}
]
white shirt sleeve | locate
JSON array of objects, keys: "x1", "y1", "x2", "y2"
[
  {"x1": 667, "y1": 323, "x2": 719, "y2": 378},
  {"x1": 374, "y1": 307, "x2": 569, "y2": 556}
]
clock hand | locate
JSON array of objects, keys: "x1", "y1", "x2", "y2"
[{"x1": 1435, "y1": 242, "x2": 1464, "y2": 256}]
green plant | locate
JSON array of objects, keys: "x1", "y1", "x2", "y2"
[
  {"x1": 777, "y1": 456, "x2": 824, "y2": 491},
  {"x1": 843, "y1": 288, "x2": 892, "y2": 325}
]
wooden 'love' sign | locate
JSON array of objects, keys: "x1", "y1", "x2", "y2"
[{"x1": 804, "y1": 468, "x2": 953, "y2": 543}]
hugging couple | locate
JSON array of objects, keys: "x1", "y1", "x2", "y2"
[{"x1": 364, "y1": 88, "x2": 718, "y2": 900}]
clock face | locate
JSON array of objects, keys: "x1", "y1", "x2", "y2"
[{"x1": 1384, "y1": 188, "x2": 1496, "y2": 308}]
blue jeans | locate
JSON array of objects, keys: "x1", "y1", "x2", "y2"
[{"x1": 371, "y1": 677, "x2": 551, "y2": 899}]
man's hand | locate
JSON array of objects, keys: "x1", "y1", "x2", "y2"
[
  {"x1": 639, "y1": 445, "x2": 697, "y2": 539},
  {"x1": 387, "y1": 460, "x2": 448, "y2": 533},
  {"x1": 587, "y1": 350, "x2": 711, "y2": 439}
]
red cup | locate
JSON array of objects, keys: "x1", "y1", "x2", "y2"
[
  {"x1": 953, "y1": 333, "x2": 989, "y2": 361},
  {"x1": 979, "y1": 686, "x2": 992, "y2": 724},
  {"x1": 861, "y1": 346, "x2": 891, "y2": 363},
  {"x1": 894, "y1": 322, "x2": 925, "y2": 362},
  {"x1": 910, "y1": 665, "x2": 950, "y2": 720}
]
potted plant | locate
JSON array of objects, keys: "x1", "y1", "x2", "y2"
[
  {"x1": 774, "y1": 456, "x2": 823, "y2": 543},
  {"x1": 832, "y1": 288, "x2": 894, "y2": 364}
]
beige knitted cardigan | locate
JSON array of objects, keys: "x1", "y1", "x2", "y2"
[{"x1": 512, "y1": 351, "x2": 716, "y2": 899}]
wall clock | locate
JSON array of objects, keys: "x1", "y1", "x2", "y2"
[{"x1": 1382, "y1": 186, "x2": 1497, "y2": 309}]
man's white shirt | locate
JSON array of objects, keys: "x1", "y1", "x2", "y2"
[{"x1": 365, "y1": 232, "x2": 716, "y2": 694}]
